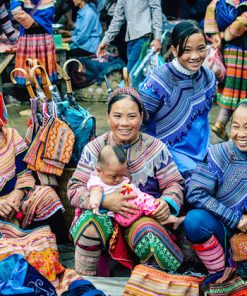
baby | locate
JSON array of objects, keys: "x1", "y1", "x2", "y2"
[{"x1": 87, "y1": 145, "x2": 184, "y2": 228}]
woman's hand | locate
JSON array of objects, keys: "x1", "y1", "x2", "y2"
[
  {"x1": 212, "y1": 33, "x2": 222, "y2": 49},
  {"x1": 101, "y1": 188, "x2": 138, "y2": 218},
  {"x1": 7, "y1": 189, "x2": 24, "y2": 209},
  {"x1": 237, "y1": 214, "x2": 247, "y2": 233},
  {"x1": 152, "y1": 198, "x2": 170, "y2": 224},
  {"x1": 0, "y1": 199, "x2": 19, "y2": 220}
]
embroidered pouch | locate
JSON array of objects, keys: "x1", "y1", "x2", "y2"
[
  {"x1": 123, "y1": 264, "x2": 204, "y2": 296},
  {"x1": 200, "y1": 267, "x2": 247, "y2": 296},
  {"x1": 230, "y1": 233, "x2": 247, "y2": 262},
  {"x1": 230, "y1": 233, "x2": 247, "y2": 280},
  {"x1": 40, "y1": 117, "x2": 75, "y2": 165}
]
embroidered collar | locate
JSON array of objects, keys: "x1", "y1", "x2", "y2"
[
  {"x1": 172, "y1": 58, "x2": 197, "y2": 76},
  {"x1": 228, "y1": 140, "x2": 247, "y2": 161},
  {"x1": 111, "y1": 133, "x2": 141, "y2": 150}
]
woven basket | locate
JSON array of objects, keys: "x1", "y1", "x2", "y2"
[{"x1": 57, "y1": 168, "x2": 76, "y2": 228}]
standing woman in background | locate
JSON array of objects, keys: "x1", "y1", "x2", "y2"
[
  {"x1": 10, "y1": 0, "x2": 58, "y2": 85},
  {"x1": 204, "y1": 0, "x2": 247, "y2": 141}
]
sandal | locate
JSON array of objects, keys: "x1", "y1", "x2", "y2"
[{"x1": 211, "y1": 123, "x2": 229, "y2": 141}]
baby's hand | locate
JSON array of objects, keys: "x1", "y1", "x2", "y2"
[{"x1": 90, "y1": 202, "x2": 101, "y2": 216}]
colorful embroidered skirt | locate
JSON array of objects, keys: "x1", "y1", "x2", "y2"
[
  {"x1": 217, "y1": 44, "x2": 247, "y2": 109},
  {"x1": 125, "y1": 217, "x2": 184, "y2": 271},
  {"x1": 70, "y1": 210, "x2": 114, "y2": 247},
  {"x1": 14, "y1": 33, "x2": 58, "y2": 85}
]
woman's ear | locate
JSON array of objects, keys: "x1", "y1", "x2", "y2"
[
  {"x1": 96, "y1": 166, "x2": 101, "y2": 175},
  {"x1": 171, "y1": 45, "x2": 178, "y2": 58}
]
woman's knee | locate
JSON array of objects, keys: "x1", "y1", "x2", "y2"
[
  {"x1": 184, "y1": 209, "x2": 223, "y2": 243},
  {"x1": 83, "y1": 224, "x2": 100, "y2": 239}
]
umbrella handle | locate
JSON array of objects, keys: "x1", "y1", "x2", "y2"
[
  {"x1": 123, "y1": 67, "x2": 130, "y2": 87},
  {"x1": 26, "y1": 59, "x2": 41, "y2": 90},
  {"x1": 25, "y1": 58, "x2": 44, "y2": 77},
  {"x1": 62, "y1": 58, "x2": 83, "y2": 94},
  {"x1": 30, "y1": 65, "x2": 52, "y2": 100},
  {"x1": 10, "y1": 68, "x2": 36, "y2": 99}
]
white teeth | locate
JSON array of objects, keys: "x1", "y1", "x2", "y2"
[
  {"x1": 119, "y1": 130, "x2": 130, "y2": 135},
  {"x1": 238, "y1": 141, "x2": 247, "y2": 145}
]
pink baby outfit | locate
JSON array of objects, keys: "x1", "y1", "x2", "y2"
[{"x1": 87, "y1": 174, "x2": 158, "y2": 227}]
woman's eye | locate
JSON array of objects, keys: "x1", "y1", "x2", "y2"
[{"x1": 199, "y1": 47, "x2": 206, "y2": 52}]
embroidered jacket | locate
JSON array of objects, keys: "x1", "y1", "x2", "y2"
[
  {"x1": 186, "y1": 140, "x2": 247, "y2": 229},
  {"x1": 139, "y1": 61, "x2": 216, "y2": 172},
  {"x1": 68, "y1": 132, "x2": 184, "y2": 218}
]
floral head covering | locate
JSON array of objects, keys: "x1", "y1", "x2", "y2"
[
  {"x1": 108, "y1": 87, "x2": 142, "y2": 104},
  {"x1": 0, "y1": 93, "x2": 8, "y2": 127}
]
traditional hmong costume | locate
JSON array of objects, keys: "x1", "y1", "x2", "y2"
[
  {"x1": 10, "y1": 0, "x2": 58, "y2": 85},
  {"x1": 0, "y1": 126, "x2": 64, "y2": 228},
  {"x1": 0, "y1": 1, "x2": 19, "y2": 42},
  {"x1": 68, "y1": 132, "x2": 185, "y2": 275},
  {"x1": 204, "y1": 0, "x2": 247, "y2": 109},
  {"x1": 184, "y1": 140, "x2": 247, "y2": 274},
  {"x1": 139, "y1": 60, "x2": 216, "y2": 174}
]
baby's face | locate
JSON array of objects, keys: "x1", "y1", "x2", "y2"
[{"x1": 98, "y1": 160, "x2": 127, "y2": 186}]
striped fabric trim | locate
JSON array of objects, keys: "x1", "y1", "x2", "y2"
[
  {"x1": 217, "y1": 45, "x2": 247, "y2": 109},
  {"x1": 0, "y1": 128, "x2": 35, "y2": 192}
]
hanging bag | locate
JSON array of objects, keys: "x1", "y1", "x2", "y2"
[{"x1": 203, "y1": 46, "x2": 226, "y2": 81}]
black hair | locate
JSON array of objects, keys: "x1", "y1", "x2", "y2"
[
  {"x1": 171, "y1": 20, "x2": 206, "y2": 57},
  {"x1": 107, "y1": 94, "x2": 148, "y2": 121},
  {"x1": 112, "y1": 145, "x2": 127, "y2": 164},
  {"x1": 98, "y1": 145, "x2": 127, "y2": 166}
]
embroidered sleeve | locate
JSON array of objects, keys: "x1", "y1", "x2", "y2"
[
  {"x1": 186, "y1": 160, "x2": 241, "y2": 229},
  {"x1": 10, "y1": 0, "x2": 34, "y2": 29},
  {"x1": 13, "y1": 129, "x2": 35, "y2": 190},
  {"x1": 67, "y1": 145, "x2": 97, "y2": 209},
  {"x1": 204, "y1": 0, "x2": 219, "y2": 34},
  {"x1": 156, "y1": 156, "x2": 184, "y2": 216},
  {"x1": 139, "y1": 80, "x2": 163, "y2": 118},
  {"x1": 224, "y1": 12, "x2": 247, "y2": 41}
]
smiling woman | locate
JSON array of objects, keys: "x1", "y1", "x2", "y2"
[
  {"x1": 139, "y1": 20, "x2": 216, "y2": 180},
  {"x1": 184, "y1": 99, "x2": 247, "y2": 275},
  {"x1": 67, "y1": 87, "x2": 185, "y2": 276}
]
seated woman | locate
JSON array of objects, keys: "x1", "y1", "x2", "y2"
[
  {"x1": 61, "y1": 0, "x2": 102, "y2": 57},
  {"x1": 68, "y1": 87, "x2": 185, "y2": 276},
  {"x1": 184, "y1": 99, "x2": 247, "y2": 274},
  {"x1": 0, "y1": 93, "x2": 68, "y2": 244}
]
